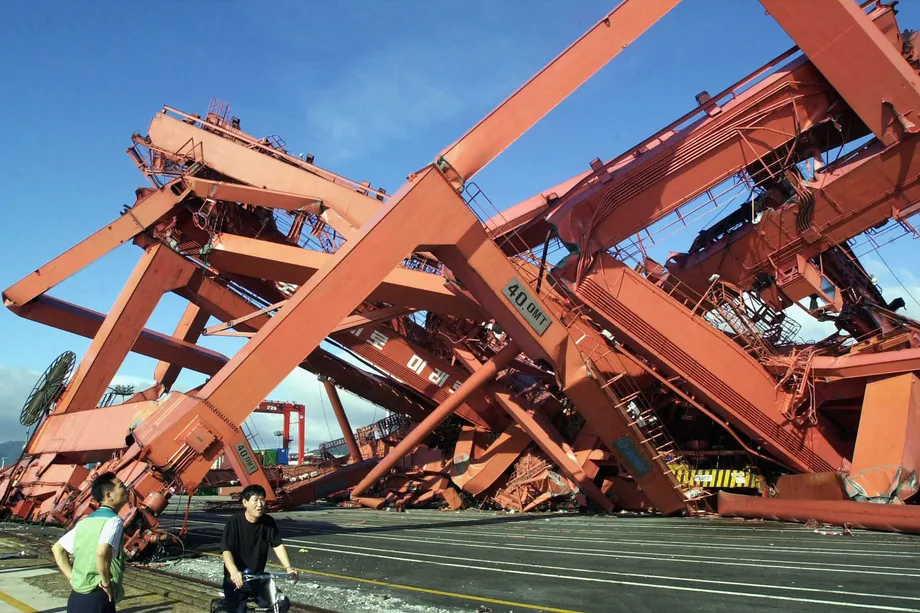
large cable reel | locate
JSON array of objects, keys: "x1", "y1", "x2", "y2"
[{"x1": 19, "y1": 351, "x2": 76, "y2": 427}]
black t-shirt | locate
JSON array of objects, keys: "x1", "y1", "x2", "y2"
[{"x1": 220, "y1": 512, "x2": 282, "y2": 576}]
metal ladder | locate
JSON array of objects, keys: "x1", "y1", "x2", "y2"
[{"x1": 593, "y1": 343, "x2": 714, "y2": 512}]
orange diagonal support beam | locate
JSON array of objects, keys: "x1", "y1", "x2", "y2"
[
  {"x1": 220, "y1": 429, "x2": 278, "y2": 501},
  {"x1": 132, "y1": 167, "x2": 480, "y2": 478},
  {"x1": 761, "y1": 0, "x2": 920, "y2": 145},
  {"x1": 2, "y1": 181, "x2": 188, "y2": 307},
  {"x1": 184, "y1": 177, "x2": 325, "y2": 214},
  {"x1": 54, "y1": 243, "x2": 195, "y2": 414},
  {"x1": 438, "y1": 0, "x2": 681, "y2": 182}
]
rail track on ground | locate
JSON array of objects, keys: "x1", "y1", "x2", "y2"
[{"x1": 3, "y1": 530, "x2": 339, "y2": 613}]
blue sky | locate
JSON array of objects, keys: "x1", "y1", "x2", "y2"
[{"x1": 2, "y1": 1, "x2": 920, "y2": 448}]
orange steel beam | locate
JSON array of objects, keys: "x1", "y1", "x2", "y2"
[
  {"x1": 761, "y1": 0, "x2": 920, "y2": 145},
  {"x1": 773, "y1": 347, "x2": 920, "y2": 381},
  {"x1": 220, "y1": 428, "x2": 277, "y2": 501},
  {"x1": 453, "y1": 427, "x2": 477, "y2": 467},
  {"x1": 437, "y1": 0, "x2": 681, "y2": 183},
  {"x1": 146, "y1": 113, "x2": 375, "y2": 236},
  {"x1": 184, "y1": 177, "x2": 325, "y2": 214},
  {"x1": 8, "y1": 295, "x2": 228, "y2": 375},
  {"x1": 279, "y1": 460, "x2": 380, "y2": 507},
  {"x1": 546, "y1": 59, "x2": 842, "y2": 257},
  {"x1": 717, "y1": 490, "x2": 920, "y2": 533},
  {"x1": 331, "y1": 307, "x2": 416, "y2": 333},
  {"x1": 204, "y1": 303, "x2": 413, "y2": 337},
  {"x1": 154, "y1": 303, "x2": 211, "y2": 392},
  {"x1": 669, "y1": 136, "x2": 920, "y2": 297},
  {"x1": 161, "y1": 105, "x2": 390, "y2": 202},
  {"x1": 203, "y1": 300, "x2": 286, "y2": 337},
  {"x1": 205, "y1": 233, "x2": 486, "y2": 320},
  {"x1": 573, "y1": 253, "x2": 848, "y2": 473},
  {"x1": 179, "y1": 274, "x2": 271, "y2": 333},
  {"x1": 2, "y1": 181, "x2": 188, "y2": 307},
  {"x1": 54, "y1": 244, "x2": 195, "y2": 414},
  {"x1": 320, "y1": 377, "x2": 363, "y2": 462},
  {"x1": 203, "y1": 305, "x2": 417, "y2": 338},
  {"x1": 350, "y1": 342, "x2": 521, "y2": 497}
]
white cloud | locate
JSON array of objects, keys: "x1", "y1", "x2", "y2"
[
  {"x1": 299, "y1": 31, "x2": 527, "y2": 165},
  {"x1": 110, "y1": 373, "x2": 156, "y2": 393},
  {"x1": 0, "y1": 365, "x2": 37, "y2": 443},
  {"x1": 303, "y1": 45, "x2": 468, "y2": 162}
]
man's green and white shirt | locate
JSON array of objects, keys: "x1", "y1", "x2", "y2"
[{"x1": 55, "y1": 507, "x2": 125, "y2": 601}]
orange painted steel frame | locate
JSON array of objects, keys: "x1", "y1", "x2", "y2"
[
  {"x1": 255, "y1": 400, "x2": 306, "y2": 466},
  {"x1": 2, "y1": 0, "x2": 690, "y2": 535},
  {"x1": 5, "y1": 0, "x2": 920, "y2": 543}
]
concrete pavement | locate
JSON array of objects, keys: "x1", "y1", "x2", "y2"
[{"x1": 162, "y1": 505, "x2": 920, "y2": 613}]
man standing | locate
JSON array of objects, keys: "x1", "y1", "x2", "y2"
[
  {"x1": 51, "y1": 472, "x2": 129, "y2": 613},
  {"x1": 221, "y1": 484, "x2": 298, "y2": 612}
]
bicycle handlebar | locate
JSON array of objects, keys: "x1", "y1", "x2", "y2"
[{"x1": 242, "y1": 571, "x2": 295, "y2": 581}]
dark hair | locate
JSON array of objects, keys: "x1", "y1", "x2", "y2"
[
  {"x1": 91, "y1": 472, "x2": 119, "y2": 503},
  {"x1": 240, "y1": 484, "x2": 266, "y2": 502}
]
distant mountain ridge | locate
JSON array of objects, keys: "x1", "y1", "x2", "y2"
[{"x1": 0, "y1": 441, "x2": 26, "y2": 467}]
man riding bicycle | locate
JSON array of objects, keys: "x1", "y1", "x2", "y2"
[{"x1": 220, "y1": 485, "x2": 298, "y2": 612}]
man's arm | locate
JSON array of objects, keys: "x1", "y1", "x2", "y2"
[
  {"x1": 272, "y1": 543, "x2": 297, "y2": 578},
  {"x1": 268, "y1": 519, "x2": 298, "y2": 583},
  {"x1": 51, "y1": 528, "x2": 76, "y2": 581},
  {"x1": 95, "y1": 544, "x2": 114, "y2": 602},
  {"x1": 51, "y1": 542, "x2": 73, "y2": 581},
  {"x1": 221, "y1": 551, "x2": 244, "y2": 588}
]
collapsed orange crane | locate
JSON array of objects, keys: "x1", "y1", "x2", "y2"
[{"x1": 2, "y1": 0, "x2": 920, "y2": 556}]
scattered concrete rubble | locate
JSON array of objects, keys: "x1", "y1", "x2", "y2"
[{"x1": 162, "y1": 557, "x2": 467, "y2": 613}]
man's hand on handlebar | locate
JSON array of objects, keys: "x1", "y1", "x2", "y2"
[{"x1": 285, "y1": 566, "x2": 299, "y2": 584}]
